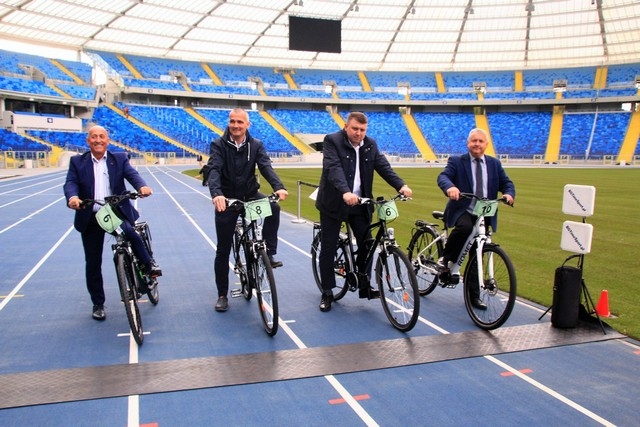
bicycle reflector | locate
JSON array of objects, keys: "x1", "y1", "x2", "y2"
[{"x1": 96, "y1": 204, "x2": 124, "y2": 233}]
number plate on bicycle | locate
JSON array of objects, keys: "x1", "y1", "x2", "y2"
[
  {"x1": 245, "y1": 198, "x2": 272, "y2": 222},
  {"x1": 95, "y1": 204, "x2": 124, "y2": 233},
  {"x1": 377, "y1": 200, "x2": 398, "y2": 222},
  {"x1": 472, "y1": 200, "x2": 498, "y2": 217}
]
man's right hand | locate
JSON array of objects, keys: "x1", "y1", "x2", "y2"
[
  {"x1": 68, "y1": 196, "x2": 82, "y2": 210},
  {"x1": 213, "y1": 195, "x2": 226, "y2": 212},
  {"x1": 446, "y1": 187, "x2": 461, "y2": 201},
  {"x1": 343, "y1": 192, "x2": 359, "y2": 206}
]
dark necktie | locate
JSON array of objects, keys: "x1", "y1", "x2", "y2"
[{"x1": 474, "y1": 158, "x2": 484, "y2": 199}]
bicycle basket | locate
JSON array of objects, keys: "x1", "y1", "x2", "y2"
[
  {"x1": 376, "y1": 200, "x2": 398, "y2": 222},
  {"x1": 245, "y1": 198, "x2": 272, "y2": 222},
  {"x1": 472, "y1": 200, "x2": 498, "y2": 217},
  {"x1": 95, "y1": 204, "x2": 124, "y2": 233}
]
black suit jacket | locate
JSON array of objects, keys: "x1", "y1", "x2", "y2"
[{"x1": 315, "y1": 129, "x2": 405, "y2": 221}]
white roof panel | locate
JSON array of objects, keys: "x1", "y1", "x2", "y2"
[{"x1": 0, "y1": 0, "x2": 638, "y2": 71}]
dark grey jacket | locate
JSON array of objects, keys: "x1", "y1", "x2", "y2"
[{"x1": 207, "y1": 129, "x2": 285, "y2": 200}]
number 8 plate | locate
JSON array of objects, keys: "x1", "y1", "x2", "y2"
[{"x1": 245, "y1": 198, "x2": 272, "y2": 222}]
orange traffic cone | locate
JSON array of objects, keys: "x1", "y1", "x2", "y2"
[{"x1": 595, "y1": 290, "x2": 610, "y2": 317}]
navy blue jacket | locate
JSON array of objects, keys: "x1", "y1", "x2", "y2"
[
  {"x1": 63, "y1": 151, "x2": 146, "y2": 233},
  {"x1": 315, "y1": 129, "x2": 405, "y2": 221},
  {"x1": 437, "y1": 153, "x2": 515, "y2": 231}
]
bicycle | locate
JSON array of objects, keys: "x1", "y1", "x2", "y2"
[
  {"x1": 311, "y1": 194, "x2": 420, "y2": 332},
  {"x1": 81, "y1": 192, "x2": 159, "y2": 345},
  {"x1": 229, "y1": 194, "x2": 279, "y2": 336},
  {"x1": 407, "y1": 193, "x2": 516, "y2": 330}
]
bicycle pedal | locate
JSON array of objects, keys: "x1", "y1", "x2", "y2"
[{"x1": 230, "y1": 289, "x2": 243, "y2": 298}]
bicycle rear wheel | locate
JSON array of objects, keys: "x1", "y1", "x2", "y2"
[
  {"x1": 464, "y1": 244, "x2": 517, "y2": 330},
  {"x1": 311, "y1": 230, "x2": 350, "y2": 301},
  {"x1": 375, "y1": 246, "x2": 420, "y2": 332},
  {"x1": 255, "y1": 249, "x2": 278, "y2": 336},
  {"x1": 233, "y1": 228, "x2": 252, "y2": 301},
  {"x1": 115, "y1": 251, "x2": 144, "y2": 345},
  {"x1": 407, "y1": 227, "x2": 443, "y2": 296}
]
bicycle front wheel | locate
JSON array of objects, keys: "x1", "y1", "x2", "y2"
[
  {"x1": 464, "y1": 244, "x2": 517, "y2": 330},
  {"x1": 115, "y1": 251, "x2": 144, "y2": 345},
  {"x1": 255, "y1": 249, "x2": 278, "y2": 336},
  {"x1": 407, "y1": 227, "x2": 443, "y2": 296},
  {"x1": 375, "y1": 246, "x2": 420, "y2": 332},
  {"x1": 311, "y1": 231, "x2": 350, "y2": 301}
]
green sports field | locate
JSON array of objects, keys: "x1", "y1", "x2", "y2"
[{"x1": 188, "y1": 166, "x2": 640, "y2": 339}]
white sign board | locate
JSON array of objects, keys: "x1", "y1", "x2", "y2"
[
  {"x1": 562, "y1": 184, "x2": 595, "y2": 217},
  {"x1": 561, "y1": 221, "x2": 593, "y2": 254}
]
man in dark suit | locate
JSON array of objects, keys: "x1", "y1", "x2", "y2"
[
  {"x1": 315, "y1": 112, "x2": 412, "y2": 312},
  {"x1": 436, "y1": 128, "x2": 515, "y2": 309},
  {"x1": 64, "y1": 125, "x2": 161, "y2": 320}
]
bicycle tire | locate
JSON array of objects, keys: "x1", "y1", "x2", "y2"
[
  {"x1": 375, "y1": 246, "x2": 420, "y2": 332},
  {"x1": 146, "y1": 277, "x2": 160, "y2": 305},
  {"x1": 233, "y1": 228, "x2": 252, "y2": 301},
  {"x1": 115, "y1": 251, "x2": 144, "y2": 345},
  {"x1": 133, "y1": 222, "x2": 160, "y2": 305},
  {"x1": 407, "y1": 227, "x2": 443, "y2": 296},
  {"x1": 255, "y1": 249, "x2": 278, "y2": 336},
  {"x1": 463, "y1": 243, "x2": 517, "y2": 330},
  {"x1": 311, "y1": 232, "x2": 350, "y2": 301}
]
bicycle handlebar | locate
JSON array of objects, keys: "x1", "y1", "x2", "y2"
[
  {"x1": 226, "y1": 193, "x2": 280, "y2": 208},
  {"x1": 460, "y1": 193, "x2": 513, "y2": 207},
  {"x1": 80, "y1": 191, "x2": 142, "y2": 209},
  {"x1": 358, "y1": 192, "x2": 411, "y2": 205}
]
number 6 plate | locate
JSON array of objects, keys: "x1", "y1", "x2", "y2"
[
  {"x1": 245, "y1": 198, "x2": 272, "y2": 222},
  {"x1": 377, "y1": 200, "x2": 398, "y2": 222}
]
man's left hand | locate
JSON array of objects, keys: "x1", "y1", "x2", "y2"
[
  {"x1": 139, "y1": 186, "x2": 153, "y2": 197},
  {"x1": 399, "y1": 185, "x2": 413, "y2": 198},
  {"x1": 275, "y1": 189, "x2": 288, "y2": 201}
]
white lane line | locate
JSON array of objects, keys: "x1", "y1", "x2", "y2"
[
  {"x1": 0, "y1": 183, "x2": 62, "y2": 208},
  {"x1": 0, "y1": 176, "x2": 63, "y2": 195},
  {"x1": 0, "y1": 226, "x2": 74, "y2": 312},
  {"x1": 486, "y1": 355, "x2": 615, "y2": 426},
  {"x1": 0, "y1": 196, "x2": 65, "y2": 234}
]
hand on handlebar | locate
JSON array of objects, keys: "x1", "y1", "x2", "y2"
[{"x1": 501, "y1": 194, "x2": 515, "y2": 206}]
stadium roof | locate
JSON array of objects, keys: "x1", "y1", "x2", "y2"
[{"x1": 1, "y1": 0, "x2": 639, "y2": 72}]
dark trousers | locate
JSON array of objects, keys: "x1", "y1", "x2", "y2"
[
  {"x1": 442, "y1": 211, "x2": 480, "y2": 298},
  {"x1": 319, "y1": 205, "x2": 370, "y2": 293},
  {"x1": 81, "y1": 215, "x2": 151, "y2": 306},
  {"x1": 442, "y1": 211, "x2": 475, "y2": 263},
  {"x1": 214, "y1": 193, "x2": 280, "y2": 297}
]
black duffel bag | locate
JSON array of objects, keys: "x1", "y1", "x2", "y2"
[{"x1": 551, "y1": 257, "x2": 583, "y2": 328}]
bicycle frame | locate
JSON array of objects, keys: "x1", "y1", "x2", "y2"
[
  {"x1": 311, "y1": 193, "x2": 419, "y2": 332},
  {"x1": 409, "y1": 194, "x2": 516, "y2": 330},
  {"x1": 229, "y1": 195, "x2": 279, "y2": 336}
]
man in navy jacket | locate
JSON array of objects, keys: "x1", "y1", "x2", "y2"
[
  {"x1": 437, "y1": 128, "x2": 515, "y2": 309},
  {"x1": 64, "y1": 125, "x2": 160, "y2": 320},
  {"x1": 315, "y1": 112, "x2": 412, "y2": 312}
]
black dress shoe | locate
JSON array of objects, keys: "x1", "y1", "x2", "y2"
[
  {"x1": 268, "y1": 255, "x2": 283, "y2": 268},
  {"x1": 319, "y1": 292, "x2": 333, "y2": 312},
  {"x1": 143, "y1": 261, "x2": 163, "y2": 278},
  {"x1": 435, "y1": 257, "x2": 449, "y2": 272},
  {"x1": 92, "y1": 304, "x2": 106, "y2": 321},
  {"x1": 471, "y1": 297, "x2": 487, "y2": 310},
  {"x1": 215, "y1": 296, "x2": 228, "y2": 312},
  {"x1": 359, "y1": 287, "x2": 380, "y2": 299}
]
